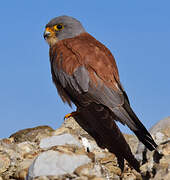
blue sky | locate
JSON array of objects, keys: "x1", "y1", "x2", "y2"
[{"x1": 0, "y1": 1, "x2": 170, "y2": 138}]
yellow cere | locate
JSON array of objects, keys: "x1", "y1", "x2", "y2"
[
  {"x1": 45, "y1": 27, "x2": 53, "y2": 32},
  {"x1": 45, "y1": 27, "x2": 53, "y2": 35}
]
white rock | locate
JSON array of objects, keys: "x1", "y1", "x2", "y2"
[
  {"x1": 155, "y1": 132, "x2": 164, "y2": 142},
  {"x1": 149, "y1": 117, "x2": 170, "y2": 134},
  {"x1": 27, "y1": 150, "x2": 91, "y2": 179},
  {"x1": 81, "y1": 137, "x2": 92, "y2": 152},
  {"x1": 39, "y1": 134, "x2": 82, "y2": 149}
]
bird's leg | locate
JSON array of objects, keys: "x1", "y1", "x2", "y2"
[{"x1": 64, "y1": 111, "x2": 78, "y2": 120}]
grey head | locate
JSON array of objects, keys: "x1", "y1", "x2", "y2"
[{"x1": 44, "y1": 15, "x2": 86, "y2": 46}]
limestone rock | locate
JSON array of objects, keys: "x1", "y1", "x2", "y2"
[
  {"x1": 150, "y1": 117, "x2": 170, "y2": 145},
  {"x1": 40, "y1": 134, "x2": 82, "y2": 149},
  {"x1": 138, "y1": 117, "x2": 170, "y2": 179},
  {"x1": 0, "y1": 152, "x2": 10, "y2": 173},
  {"x1": 123, "y1": 134, "x2": 138, "y2": 154},
  {"x1": 0, "y1": 116, "x2": 169, "y2": 179},
  {"x1": 10, "y1": 126, "x2": 54, "y2": 143},
  {"x1": 27, "y1": 150, "x2": 91, "y2": 179}
]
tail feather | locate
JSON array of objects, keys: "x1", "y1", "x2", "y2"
[
  {"x1": 113, "y1": 100, "x2": 158, "y2": 151},
  {"x1": 134, "y1": 130, "x2": 157, "y2": 151}
]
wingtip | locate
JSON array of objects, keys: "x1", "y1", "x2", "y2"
[{"x1": 134, "y1": 130, "x2": 158, "y2": 151}]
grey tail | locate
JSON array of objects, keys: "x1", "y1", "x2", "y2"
[{"x1": 123, "y1": 102, "x2": 158, "y2": 151}]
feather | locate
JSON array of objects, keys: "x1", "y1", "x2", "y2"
[{"x1": 49, "y1": 32, "x2": 157, "y2": 171}]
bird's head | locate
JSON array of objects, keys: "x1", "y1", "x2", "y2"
[{"x1": 44, "y1": 15, "x2": 86, "y2": 47}]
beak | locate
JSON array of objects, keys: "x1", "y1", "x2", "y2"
[{"x1": 43, "y1": 30, "x2": 51, "y2": 39}]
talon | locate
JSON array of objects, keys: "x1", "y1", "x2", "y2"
[{"x1": 64, "y1": 111, "x2": 78, "y2": 120}]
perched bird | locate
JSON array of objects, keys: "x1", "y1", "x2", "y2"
[{"x1": 44, "y1": 15, "x2": 157, "y2": 172}]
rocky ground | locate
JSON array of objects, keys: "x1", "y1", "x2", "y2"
[{"x1": 0, "y1": 117, "x2": 169, "y2": 180}]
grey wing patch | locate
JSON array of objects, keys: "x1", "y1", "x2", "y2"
[
  {"x1": 53, "y1": 64, "x2": 90, "y2": 94},
  {"x1": 73, "y1": 66, "x2": 90, "y2": 92},
  {"x1": 87, "y1": 72, "x2": 124, "y2": 108},
  {"x1": 56, "y1": 70, "x2": 67, "y2": 88},
  {"x1": 111, "y1": 106, "x2": 138, "y2": 130},
  {"x1": 55, "y1": 69, "x2": 82, "y2": 93}
]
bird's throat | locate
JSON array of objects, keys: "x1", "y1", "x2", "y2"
[{"x1": 46, "y1": 36, "x2": 59, "y2": 47}]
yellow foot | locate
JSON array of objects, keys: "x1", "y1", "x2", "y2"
[{"x1": 64, "y1": 111, "x2": 78, "y2": 120}]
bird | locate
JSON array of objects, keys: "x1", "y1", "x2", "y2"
[{"x1": 43, "y1": 15, "x2": 157, "y2": 172}]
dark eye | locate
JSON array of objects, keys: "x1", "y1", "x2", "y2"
[
  {"x1": 57, "y1": 24, "x2": 63, "y2": 29},
  {"x1": 54, "y1": 24, "x2": 64, "y2": 31}
]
